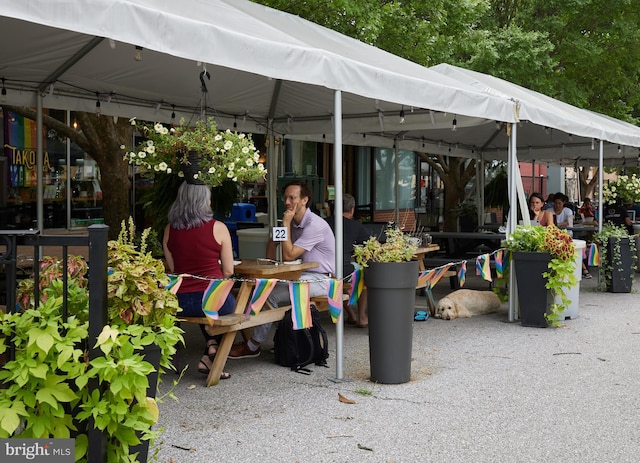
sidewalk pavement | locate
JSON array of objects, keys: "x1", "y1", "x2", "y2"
[{"x1": 153, "y1": 268, "x2": 640, "y2": 463}]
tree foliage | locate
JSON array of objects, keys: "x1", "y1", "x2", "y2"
[{"x1": 257, "y1": 0, "x2": 640, "y2": 228}]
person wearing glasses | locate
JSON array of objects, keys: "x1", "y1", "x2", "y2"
[{"x1": 229, "y1": 180, "x2": 336, "y2": 359}]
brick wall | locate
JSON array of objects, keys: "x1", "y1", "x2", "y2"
[{"x1": 373, "y1": 210, "x2": 417, "y2": 231}]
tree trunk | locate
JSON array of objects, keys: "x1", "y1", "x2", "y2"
[
  {"x1": 579, "y1": 167, "x2": 599, "y2": 202},
  {"x1": 420, "y1": 154, "x2": 476, "y2": 232}
]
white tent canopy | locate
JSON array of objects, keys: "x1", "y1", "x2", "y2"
[
  {"x1": 0, "y1": 0, "x2": 523, "y2": 384},
  {"x1": 0, "y1": 0, "x2": 517, "y2": 131}
]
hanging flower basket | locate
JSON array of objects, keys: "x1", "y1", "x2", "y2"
[{"x1": 123, "y1": 117, "x2": 266, "y2": 187}]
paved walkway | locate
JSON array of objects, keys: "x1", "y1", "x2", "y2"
[{"x1": 153, "y1": 269, "x2": 640, "y2": 462}]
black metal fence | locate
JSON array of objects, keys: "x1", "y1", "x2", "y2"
[{"x1": 0, "y1": 225, "x2": 109, "y2": 462}]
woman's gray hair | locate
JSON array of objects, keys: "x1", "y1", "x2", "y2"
[{"x1": 168, "y1": 182, "x2": 213, "y2": 229}]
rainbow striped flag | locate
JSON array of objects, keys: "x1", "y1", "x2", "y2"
[
  {"x1": 588, "y1": 243, "x2": 600, "y2": 266},
  {"x1": 476, "y1": 254, "x2": 492, "y2": 282},
  {"x1": 417, "y1": 270, "x2": 432, "y2": 288},
  {"x1": 494, "y1": 250, "x2": 505, "y2": 279},
  {"x1": 424, "y1": 264, "x2": 452, "y2": 309},
  {"x1": 247, "y1": 278, "x2": 277, "y2": 315},
  {"x1": 201, "y1": 279, "x2": 235, "y2": 320},
  {"x1": 457, "y1": 261, "x2": 466, "y2": 287},
  {"x1": 288, "y1": 281, "x2": 311, "y2": 330},
  {"x1": 165, "y1": 274, "x2": 184, "y2": 295},
  {"x1": 326, "y1": 278, "x2": 343, "y2": 324},
  {"x1": 429, "y1": 264, "x2": 452, "y2": 288},
  {"x1": 348, "y1": 267, "x2": 364, "y2": 306}
]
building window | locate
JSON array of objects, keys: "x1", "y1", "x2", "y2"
[{"x1": 374, "y1": 148, "x2": 416, "y2": 210}]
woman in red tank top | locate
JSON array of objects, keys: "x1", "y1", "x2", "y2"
[{"x1": 163, "y1": 182, "x2": 236, "y2": 379}]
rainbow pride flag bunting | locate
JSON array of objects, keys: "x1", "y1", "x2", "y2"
[
  {"x1": 289, "y1": 281, "x2": 312, "y2": 330},
  {"x1": 247, "y1": 278, "x2": 278, "y2": 315},
  {"x1": 457, "y1": 261, "x2": 466, "y2": 287},
  {"x1": 326, "y1": 278, "x2": 344, "y2": 324},
  {"x1": 429, "y1": 265, "x2": 452, "y2": 289},
  {"x1": 348, "y1": 268, "x2": 364, "y2": 306},
  {"x1": 165, "y1": 274, "x2": 184, "y2": 295},
  {"x1": 588, "y1": 243, "x2": 600, "y2": 266},
  {"x1": 201, "y1": 279, "x2": 234, "y2": 320},
  {"x1": 476, "y1": 254, "x2": 492, "y2": 282},
  {"x1": 494, "y1": 250, "x2": 505, "y2": 279},
  {"x1": 424, "y1": 264, "x2": 452, "y2": 309}
]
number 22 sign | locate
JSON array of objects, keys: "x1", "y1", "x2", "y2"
[{"x1": 272, "y1": 226, "x2": 287, "y2": 241}]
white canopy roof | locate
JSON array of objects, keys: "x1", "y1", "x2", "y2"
[{"x1": 0, "y1": 0, "x2": 517, "y2": 132}]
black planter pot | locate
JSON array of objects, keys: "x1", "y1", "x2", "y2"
[
  {"x1": 606, "y1": 237, "x2": 633, "y2": 293},
  {"x1": 183, "y1": 150, "x2": 206, "y2": 185},
  {"x1": 364, "y1": 260, "x2": 419, "y2": 384},
  {"x1": 512, "y1": 251, "x2": 552, "y2": 328},
  {"x1": 130, "y1": 344, "x2": 162, "y2": 463}
]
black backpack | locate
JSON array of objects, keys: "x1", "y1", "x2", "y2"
[{"x1": 273, "y1": 305, "x2": 329, "y2": 374}]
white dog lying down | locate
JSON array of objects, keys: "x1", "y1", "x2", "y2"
[{"x1": 434, "y1": 289, "x2": 502, "y2": 320}]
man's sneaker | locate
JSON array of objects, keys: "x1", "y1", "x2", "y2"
[{"x1": 228, "y1": 341, "x2": 260, "y2": 359}]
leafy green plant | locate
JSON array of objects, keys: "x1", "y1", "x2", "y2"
[
  {"x1": 593, "y1": 224, "x2": 637, "y2": 291},
  {"x1": 353, "y1": 225, "x2": 418, "y2": 266},
  {"x1": 502, "y1": 225, "x2": 577, "y2": 326},
  {"x1": 0, "y1": 219, "x2": 184, "y2": 462}
]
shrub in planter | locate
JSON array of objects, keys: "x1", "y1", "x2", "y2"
[
  {"x1": 353, "y1": 226, "x2": 419, "y2": 384},
  {"x1": 593, "y1": 224, "x2": 637, "y2": 293},
  {"x1": 0, "y1": 219, "x2": 184, "y2": 462},
  {"x1": 502, "y1": 225, "x2": 577, "y2": 327}
]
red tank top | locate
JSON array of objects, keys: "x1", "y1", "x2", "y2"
[{"x1": 167, "y1": 220, "x2": 223, "y2": 293}]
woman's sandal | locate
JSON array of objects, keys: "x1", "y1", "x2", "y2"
[{"x1": 197, "y1": 356, "x2": 231, "y2": 379}]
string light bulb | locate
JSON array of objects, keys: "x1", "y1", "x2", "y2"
[
  {"x1": 1, "y1": 77, "x2": 6, "y2": 101},
  {"x1": 451, "y1": 116, "x2": 457, "y2": 132},
  {"x1": 618, "y1": 145, "x2": 622, "y2": 153},
  {"x1": 95, "y1": 93, "x2": 101, "y2": 115},
  {"x1": 399, "y1": 106, "x2": 405, "y2": 124},
  {"x1": 233, "y1": 116, "x2": 237, "y2": 128},
  {"x1": 134, "y1": 46, "x2": 143, "y2": 62},
  {"x1": 171, "y1": 105, "x2": 176, "y2": 121}
]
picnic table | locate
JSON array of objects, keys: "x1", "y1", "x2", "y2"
[
  {"x1": 428, "y1": 231, "x2": 505, "y2": 257},
  {"x1": 182, "y1": 259, "x2": 319, "y2": 386}
]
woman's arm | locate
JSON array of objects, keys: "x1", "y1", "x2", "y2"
[
  {"x1": 162, "y1": 224, "x2": 174, "y2": 273},
  {"x1": 213, "y1": 221, "x2": 235, "y2": 278}
]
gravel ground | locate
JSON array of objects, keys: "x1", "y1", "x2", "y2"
[{"x1": 152, "y1": 269, "x2": 640, "y2": 463}]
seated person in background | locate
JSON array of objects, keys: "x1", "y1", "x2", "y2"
[
  {"x1": 326, "y1": 193, "x2": 371, "y2": 328},
  {"x1": 604, "y1": 199, "x2": 633, "y2": 235},
  {"x1": 163, "y1": 182, "x2": 235, "y2": 379},
  {"x1": 543, "y1": 193, "x2": 555, "y2": 210},
  {"x1": 552, "y1": 193, "x2": 574, "y2": 233},
  {"x1": 578, "y1": 197, "x2": 596, "y2": 219},
  {"x1": 229, "y1": 180, "x2": 336, "y2": 358},
  {"x1": 529, "y1": 192, "x2": 553, "y2": 226}
]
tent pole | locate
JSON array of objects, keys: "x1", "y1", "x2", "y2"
[
  {"x1": 507, "y1": 123, "x2": 519, "y2": 322},
  {"x1": 36, "y1": 93, "x2": 44, "y2": 232},
  {"x1": 333, "y1": 90, "x2": 345, "y2": 381},
  {"x1": 598, "y1": 140, "x2": 603, "y2": 233},
  {"x1": 394, "y1": 142, "x2": 399, "y2": 225}
]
